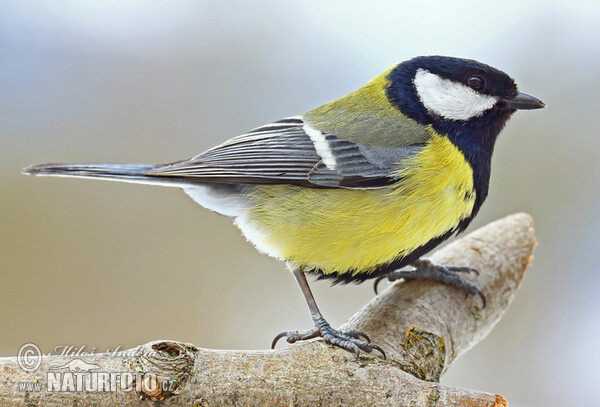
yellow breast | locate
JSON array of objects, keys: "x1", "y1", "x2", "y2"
[{"x1": 238, "y1": 131, "x2": 476, "y2": 275}]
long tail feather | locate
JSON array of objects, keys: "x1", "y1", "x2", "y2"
[{"x1": 22, "y1": 163, "x2": 186, "y2": 187}]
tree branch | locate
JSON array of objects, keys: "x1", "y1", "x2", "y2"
[{"x1": 0, "y1": 213, "x2": 535, "y2": 406}]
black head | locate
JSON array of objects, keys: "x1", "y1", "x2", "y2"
[
  {"x1": 386, "y1": 56, "x2": 545, "y2": 230},
  {"x1": 386, "y1": 55, "x2": 545, "y2": 126}
]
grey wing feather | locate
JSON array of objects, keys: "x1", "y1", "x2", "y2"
[
  {"x1": 307, "y1": 141, "x2": 424, "y2": 188},
  {"x1": 149, "y1": 117, "x2": 423, "y2": 189},
  {"x1": 150, "y1": 119, "x2": 321, "y2": 184}
]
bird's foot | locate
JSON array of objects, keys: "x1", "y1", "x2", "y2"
[
  {"x1": 373, "y1": 259, "x2": 486, "y2": 307},
  {"x1": 271, "y1": 314, "x2": 386, "y2": 360}
]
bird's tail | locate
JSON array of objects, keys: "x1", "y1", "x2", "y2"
[{"x1": 22, "y1": 163, "x2": 186, "y2": 187}]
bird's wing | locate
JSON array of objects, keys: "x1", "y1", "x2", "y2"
[{"x1": 148, "y1": 117, "x2": 425, "y2": 189}]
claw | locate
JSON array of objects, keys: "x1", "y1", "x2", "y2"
[
  {"x1": 271, "y1": 331, "x2": 288, "y2": 349},
  {"x1": 373, "y1": 276, "x2": 386, "y2": 295},
  {"x1": 371, "y1": 344, "x2": 387, "y2": 360},
  {"x1": 272, "y1": 328, "x2": 320, "y2": 349},
  {"x1": 460, "y1": 281, "x2": 486, "y2": 309},
  {"x1": 465, "y1": 289, "x2": 487, "y2": 308},
  {"x1": 475, "y1": 290, "x2": 487, "y2": 308},
  {"x1": 346, "y1": 329, "x2": 371, "y2": 343}
]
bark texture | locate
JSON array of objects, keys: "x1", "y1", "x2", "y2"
[{"x1": 0, "y1": 213, "x2": 535, "y2": 406}]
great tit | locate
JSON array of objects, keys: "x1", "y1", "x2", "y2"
[{"x1": 24, "y1": 56, "x2": 545, "y2": 358}]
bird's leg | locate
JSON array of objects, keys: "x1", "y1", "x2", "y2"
[
  {"x1": 272, "y1": 267, "x2": 386, "y2": 360},
  {"x1": 373, "y1": 259, "x2": 486, "y2": 307}
]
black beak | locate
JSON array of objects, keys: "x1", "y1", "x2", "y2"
[{"x1": 502, "y1": 92, "x2": 546, "y2": 110}]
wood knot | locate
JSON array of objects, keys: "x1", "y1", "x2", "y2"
[
  {"x1": 132, "y1": 340, "x2": 198, "y2": 400},
  {"x1": 398, "y1": 326, "x2": 446, "y2": 381}
]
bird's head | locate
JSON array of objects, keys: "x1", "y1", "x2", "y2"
[{"x1": 386, "y1": 55, "x2": 545, "y2": 129}]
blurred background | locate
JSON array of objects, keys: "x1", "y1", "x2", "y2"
[{"x1": 1, "y1": 1, "x2": 599, "y2": 405}]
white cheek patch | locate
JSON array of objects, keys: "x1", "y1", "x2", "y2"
[{"x1": 413, "y1": 68, "x2": 498, "y2": 121}]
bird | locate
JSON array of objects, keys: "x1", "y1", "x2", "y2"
[{"x1": 24, "y1": 55, "x2": 545, "y2": 359}]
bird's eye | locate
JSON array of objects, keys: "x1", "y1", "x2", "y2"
[{"x1": 467, "y1": 76, "x2": 485, "y2": 91}]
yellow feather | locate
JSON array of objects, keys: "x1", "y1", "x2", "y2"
[{"x1": 241, "y1": 130, "x2": 476, "y2": 275}]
